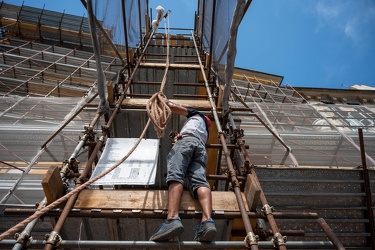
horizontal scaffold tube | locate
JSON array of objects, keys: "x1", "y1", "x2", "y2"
[{"x1": 0, "y1": 240, "x2": 334, "y2": 249}]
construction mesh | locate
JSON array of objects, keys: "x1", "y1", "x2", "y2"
[
  {"x1": 197, "y1": 0, "x2": 236, "y2": 83},
  {"x1": 92, "y1": 0, "x2": 148, "y2": 49}
]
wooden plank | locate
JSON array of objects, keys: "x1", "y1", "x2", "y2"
[
  {"x1": 217, "y1": 85, "x2": 224, "y2": 108},
  {"x1": 206, "y1": 120, "x2": 219, "y2": 187},
  {"x1": 74, "y1": 190, "x2": 249, "y2": 212},
  {"x1": 197, "y1": 69, "x2": 207, "y2": 96},
  {"x1": 244, "y1": 174, "x2": 261, "y2": 212},
  {"x1": 122, "y1": 98, "x2": 211, "y2": 110},
  {"x1": 107, "y1": 80, "x2": 114, "y2": 103},
  {"x1": 229, "y1": 174, "x2": 262, "y2": 241},
  {"x1": 140, "y1": 62, "x2": 200, "y2": 69},
  {"x1": 41, "y1": 165, "x2": 64, "y2": 204},
  {"x1": 170, "y1": 35, "x2": 177, "y2": 46},
  {"x1": 155, "y1": 34, "x2": 163, "y2": 46}
]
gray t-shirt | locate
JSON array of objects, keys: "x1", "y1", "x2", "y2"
[{"x1": 180, "y1": 114, "x2": 208, "y2": 145}]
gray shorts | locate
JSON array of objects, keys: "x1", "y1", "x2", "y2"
[{"x1": 166, "y1": 137, "x2": 210, "y2": 199}]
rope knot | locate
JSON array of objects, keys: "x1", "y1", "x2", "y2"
[{"x1": 146, "y1": 92, "x2": 171, "y2": 138}]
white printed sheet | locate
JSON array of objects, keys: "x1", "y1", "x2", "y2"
[{"x1": 90, "y1": 138, "x2": 159, "y2": 186}]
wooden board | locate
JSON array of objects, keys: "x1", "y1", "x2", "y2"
[
  {"x1": 206, "y1": 120, "x2": 219, "y2": 186},
  {"x1": 244, "y1": 174, "x2": 261, "y2": 212},
  {"x1": 41, "y1": 165, "x2": 64, "y2": 204},
  {"x1": 140, "y1": 62, "x2": 201, "y2": 69},
  {"x1": 74, "y1": 190, "x2": 248, "y2": 212},
  {"x1": 122, "y1": 98, "x2": 211, "y2": 110}
]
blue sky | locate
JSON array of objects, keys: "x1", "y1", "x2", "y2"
[{"x1": 5, "y1": 0, "x2": 375, "y2": 89}]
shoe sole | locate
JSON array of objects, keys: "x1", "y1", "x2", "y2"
[
  {"x1": 196, "y1": 227, "x2": 217, "y2": 242},
  {"x1": 150, "y1": 226, "x2": 184, "y2": 241}
]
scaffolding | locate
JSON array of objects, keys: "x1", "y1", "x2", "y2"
[{"x1": 0, "y1": 1, "x2": 374, "y2": 249}]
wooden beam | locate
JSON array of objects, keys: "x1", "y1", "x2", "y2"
[
  {"x1": 244, "y1": 174, "x2": 261, "y2": 212},
  {"x1": 140, "y1": 62, "x2": 200, "y2": 69},
  {"x1": 74, "y1": 190, "x2": 249, "y2": 212},
  {"x1": 206, "y1": 119, "x2": 219, "y2": 187},
  {"x1": 122, "y1": 98, "x2": 211, "y2": 110},
  {"x1": 229, "y1": 174, "x2": 262, "y2": 241},
  {"x1": 41, "y1": 165, "x2": 64, "y2": 205}
]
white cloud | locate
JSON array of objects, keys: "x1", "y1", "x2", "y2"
[
  {"x1": 313, "y1": 0, "x2": 375, "y2": 46},
  {"x1": 344, "y1": 18, "x2": 359, "y2": 43},
  {"x1": 316, "y1": 1, "x2": 340, "y2": 19}
]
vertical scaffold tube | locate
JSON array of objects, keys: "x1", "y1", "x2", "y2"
[
  {"x1": 87, "y1": 0, "x2": 109, "y2": 114},
  {"x1": 191, "y1": 31, "x2": 259, "y2": 250},
  {"x1": 228, "y1": 113, "x2": 287, "y2": 250}
]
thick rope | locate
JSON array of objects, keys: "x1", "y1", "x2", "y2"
[
  {"x1": 0, "y1": 12, "x2": 173, "y2": 242},
  {"x1": 147, "y1": 92, "x2": 171, "y2": 138},
  {"x1": 147, "y1": 14, "x2": 171, "y2": 138}
]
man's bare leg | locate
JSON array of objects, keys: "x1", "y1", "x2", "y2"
[
  {"x1": 196, "y1": 186, "x2": 212, "y2": 222},
  {"x1": 167, "y1": 181, "x2": 183, "y2": 219}
]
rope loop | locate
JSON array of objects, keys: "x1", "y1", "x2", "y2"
[{"x1": 146, "y1": 91, "x2": 171, "y2": 138}]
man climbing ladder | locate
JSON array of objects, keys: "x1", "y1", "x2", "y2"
[{"x1": 149, "y1": 100, "x2": 217, "y2": 242}]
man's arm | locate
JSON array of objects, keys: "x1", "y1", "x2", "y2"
[{"x1": 167, "y1": 101, "x2": 188, "y2": 116}]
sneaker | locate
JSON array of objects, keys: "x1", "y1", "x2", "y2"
[
  {"x1": 149, "y1": 217, "x2": 184, "y2": 241},
  {"x1": 193, "y1": 218, "x2": 217, "y2": 242}
]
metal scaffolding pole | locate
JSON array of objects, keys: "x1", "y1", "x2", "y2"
[
  {"x1": 86, "y1": 0, "x2": 109, "y2": 114},
  {"x1": 42, "y1": 23, "x2": 156, "y2": 250},
  {"x1": 228, "y1": 113, "x2": 287, "y2": 250},
  {"x1": 12, "y1": 119, "x2": 97, "y2": 250},
  {"x1": 191, "y1": 31, "x2": 259, "y2": 250},
  {"x1": 229, "y1": 89, "x2": 299, "y2": 167},
  {"x1": 11, "y1": 198, "x2": 47, "y2": 250},
  {"x1": 2, "y1": 43, "x2": 53, "y2": 96},
  {"x1": 317, "y1": 218, "x2": 345, "y2": 250},
  {"x1": 1, "y1": 239, "x2": 335, "y2": 249},
  {"x1": 358, "y1": 128, "x2": 375, "y2": 247}
]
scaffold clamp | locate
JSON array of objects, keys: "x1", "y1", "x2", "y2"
[
  {"x1": 272, "y1": 232, "x2": 287, "y2": 248},
  {"x1": 261, "y1": 204, "x2": 274, "y2": 216},
  {"x1": 45, "y1": 230, "x2": 62, "y2": 247},
  {"x1": 15, "y1": 231, "x2": 32, "y2": 247},
  {"x1": 244, "y1": 232, "x2": 259, "y2": 247}
]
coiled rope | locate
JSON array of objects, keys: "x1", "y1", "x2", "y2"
[
  {"x1": 147, "y1": 91, "x2": 171, "y2": 138},
  {"x1": 147, "y1": 10, "x2": 171, "y2": 138},
  {"x1": 0, "y1": 11, "x2": 172, "y2": 242}
]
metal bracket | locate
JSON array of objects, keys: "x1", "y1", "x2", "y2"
[
  {"x1": 261, "y1": 204, "x2": 274, "y2": 217},
  {"x1": 15, "y1": 231, "x2": 33, "y2": 247},
  {"x1": 83, "y1": 125, "x2": 96, "y2": 141},
  {"x1": 101, "y1": 125, "x2": 110, "y2": 135},
  {"x1": 68, "y1": 157, "x2": 80, "y2": 173},
  {"x1": 45, "y1": 230, "x2": 62, "y2": 247},
  {"x1": 218, "y1": 130, "x2": 227, "y2": 139},
  {"x1": 272, "y1": 232, "x2": 287, "y2": 248},
  {"x1": 236, "y1": 137, "x2": 245, "y2": 146},
  {"x1": 242, "y1": 160, "x2": 251, "y2": 176},
  {"x1": 244, "y1": 232, "x2": 259, "y2": 247}
]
